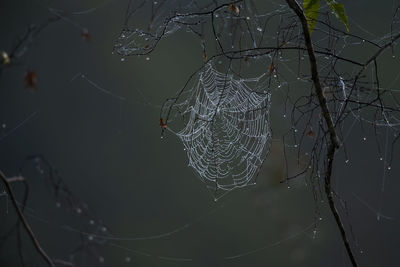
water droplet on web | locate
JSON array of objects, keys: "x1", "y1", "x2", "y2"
[
  {"x1": 153, "y1": 1, "x2": 158, "y2": 4},
  {"x1": 246, "y1": 17, "x2": 250, "y2": 20},
  {"x1": 256, "y1": 27, "x2": 262, "y2": 32},
  {"x1": 345, "y1": 159, "x2": 349, "y2": 163},
  {"x1": 146, "y1": 57, "x2": 150, "y2": 61},
  {"x1": 362, "y1": 39, "x2": 365, "y2": 43},
  {"x1": 121, "y1": 58, "x2": 125, "y2": 62},
  {"x1": 387, "y1": 166, "x2": 391, "y2": 170},
  {"x1": 379, "y1": 157, "x2": 383, "y2": 161},
  {"x1": 363, "y1": 137, "x2": 366, "y2": 141},
  {"x1": 393, "y1": 55, "x2": 396, "y2": 58},
  {"x1": 360, "y1": 250, "x2": 364, "y2": 254},
  {"x1": 319, "y1": 217, "x2": 322, "y2": 221},
  {"x1": 215, "y1": 14, "x2": 219, "y2": 18}
]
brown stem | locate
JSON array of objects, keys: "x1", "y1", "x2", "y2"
[
  {"x1": 0, "y1": 170, "x2": 55, "y2": 267},
  {"x1": 284, "y1": 0, "x2": 359, "y2": 266}
]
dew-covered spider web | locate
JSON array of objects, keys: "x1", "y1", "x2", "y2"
[{"x1": 161, "y1": 63, "x2": 271, "y2": 196}]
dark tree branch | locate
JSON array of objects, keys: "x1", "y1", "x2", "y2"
[
  {"x1": 0, "y1": 170, "x2": 55, "y2": 267},
  {"x1": 285, "y1": 0, "x2": 358, "y2": 266}
]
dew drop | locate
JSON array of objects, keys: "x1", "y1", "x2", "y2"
[
  {"x1": 387, "y1": 166, "x2": 391, "y2": 170},
  {"x1": 256, "y1": 27, "x2": 262, "y2": 32},
  {"x1": 146, "y1": 57, "x2": 150, "y2": 61},
  {"x1": 121, "y1": 58, "x2": 125, "y2": 62},
  {"x1": 379, "y1": 157, "x2": 383, "y2": 161},
  {"x1": 363, "y1": 137, "x2": 367, "y2": 141},
  {"x1": 345, "y1": 159, "x2": 349, "y2": 163}
]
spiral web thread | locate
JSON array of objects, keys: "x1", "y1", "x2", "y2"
[{"x1": 163, "y1": 63, "x2": 271, "y2": 195}]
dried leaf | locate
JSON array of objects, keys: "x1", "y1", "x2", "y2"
[
  {"x1": 306, "y1": 130, "x2": 316, "y2": 138},
  {"x1": 160, "y1": 118, "x2": 167, "y2": 129},
  {"x1": 81, "y1": 28, "x2": 92, "y2": 41},
  {"x1": 269, "y1": 62, "x2": 275, "y2": 74},
  {"x1": 1, "y1": 51, "x2": 11, "y2": 65},
  {"x1": 228, "y1": 4, "x2": 240, "y2": 15},
  {"x1": 25, "y1": 70, "x2": 37, "y2": 91}
]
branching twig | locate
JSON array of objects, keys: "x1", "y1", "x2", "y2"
[
  {"x1": 285, "y1": 0, "x2": 358, "y2": 266},
  {"x1": 0, "y1": 170, "x2": 55, "y2": 267}
]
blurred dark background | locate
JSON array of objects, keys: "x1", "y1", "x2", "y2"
[{"x1": 0, "y1": 0, "x2": 399, "y2": 266}]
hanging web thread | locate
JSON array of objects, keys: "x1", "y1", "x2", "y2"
[{"x1": 162, "y1": 63, "x2": 272, "y2": 195}]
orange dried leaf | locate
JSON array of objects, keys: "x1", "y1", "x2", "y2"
[
  {"x1": 269, "y1": 62, "x2": 275, "y2": 74},
  {"x1": 306, "y1": 130, "x2": 316, "y2": 138},
  {"x1": 81, "y1": 28, "x2": 92, "y2": 41},
  {"x1": 160, "y1": 118, "x2": 167, "y2": 129},
  {"x1": 228, "y1": 4, "x2": 240, "y2": 15},
  {"x1": 25, "y1": 70, "x2": 37, "y2": 91}
]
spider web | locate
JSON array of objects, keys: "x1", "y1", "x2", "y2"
[{"x1": 162, "y1": 63, "x2": 272, "y2": 196}]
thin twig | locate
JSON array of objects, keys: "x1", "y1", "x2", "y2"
[{"x1": 0, "y1": 170, "x2": 55, "y2": 267}]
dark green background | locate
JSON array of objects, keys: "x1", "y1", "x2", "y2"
[{"x1": 0, "y1": 0, "x2": 399, "y2": 266}]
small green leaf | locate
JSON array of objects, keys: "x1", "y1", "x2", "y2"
[
  {"x1": 326, "y1": 0, "x2": 350, "y2": 32},
  {"x1": 304, "y1": 0, "x2": 320, "y2": 34}
]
